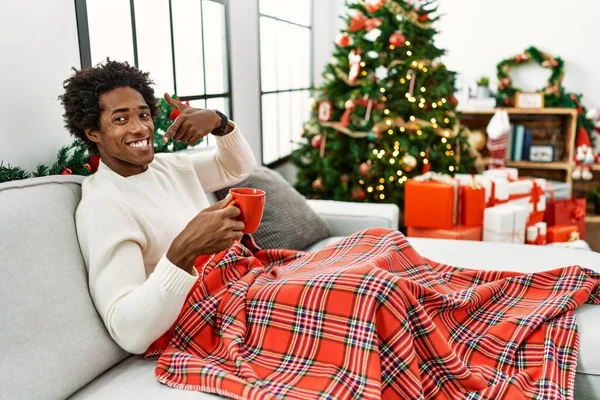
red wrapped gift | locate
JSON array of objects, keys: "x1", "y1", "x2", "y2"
[
  {"x1": 547, "y1": 225, "x2": 579, "y2": 243},
  {"x1": 461, "y1": 182, "x2": 486, "y2": 227},
  {"x1": 544, "y1": 198, "x2": 586, "y2": 239},
  {"x1": 407, "y1": 225, "x2": 482, "y2": 241},
  {"x1": 405, "y1": 173, "x2": 458, "y2": 230}
]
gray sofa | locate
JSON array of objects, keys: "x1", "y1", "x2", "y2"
[{"x1": 1, "y1": 175, "x2": 598, "y2": 399}]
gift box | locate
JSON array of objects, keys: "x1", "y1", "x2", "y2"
[
  {"x1": 405, "y1": 173, "x2": 458, "y2": 230},
  {"x1": 455, "y1": 174, "x2": 508, "y2": 206},
  {"x1": 407, "y1": 225, "x2": 482, "y2": 241},
  {"x1": 526, "y1": 222, "x2": 547, "y2": 245},
  {"x1": 544, "y1": 180, "x2": 571, "y2": 201},
  {"x1": 483, "y1": 203, "x2": 529, "y2": 244},
  {"x1": 544, "y1": 198, "x2": 586, "y2": 239},
  {"x1": 547, "y1": 225, "x2": 579, "y2": 243},
  {"x1": 461, "y1": 183, "x2": 486, "y2": 227},
  {"x1": 483, "y1": 167, "x2": 519, "y2": 181},
  {"x1": 506, "y1": 178, "x2": 546, "y2": 224}
]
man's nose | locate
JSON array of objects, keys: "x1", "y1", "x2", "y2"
[{"x1": 130, "y1": 117, "x2": 149, "y2": 134}]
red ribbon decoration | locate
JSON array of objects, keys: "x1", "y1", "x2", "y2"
[
  {"x1": 340, "y1": 98, "x2": 385, "y2": 127},
  {"x1": 572, "y1": 207, "x2": 585, "y2": 223},
  {"x1": 529, "y1": 181, "x2": 543, "y2": 213}
]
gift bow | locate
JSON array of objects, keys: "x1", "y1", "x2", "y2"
[
  {"x1": 530, "y1": 181, "x2": 544, "y2": 213},
  {"x1": 469, "y1": 179, "x2": 483, "y2": 190},
  {"x1": 572, "y1": 207, "x2": 585, "y2": 223},
  {"x1": 569, "y1": 231, "x2": 581, "y2": 242}
]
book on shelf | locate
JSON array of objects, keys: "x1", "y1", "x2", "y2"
[
  {"x1": 522, "y1": 129, "x2": 533, "y2": 161},
  {"x1": 513, "y1": 125, "x2": 525, "y2": 161},
  {"x1": 506, "y1": 123, "x2": 514, "y2": 161}
]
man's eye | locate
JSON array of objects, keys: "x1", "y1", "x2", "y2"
[
  {"x1": 140, "y1": 113, "x2": 150, "y2": 118},
  {"x1": 114, "y1": 116, "x2": 126, "y2": 122}
]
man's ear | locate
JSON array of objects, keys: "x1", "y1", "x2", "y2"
[{"x1": 85, "y1": 129, "x2": 101, "y2": 144}]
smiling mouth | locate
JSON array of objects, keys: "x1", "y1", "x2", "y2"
[{"x1": 127, "y1": 138, "x2": 151, "y2": 149}]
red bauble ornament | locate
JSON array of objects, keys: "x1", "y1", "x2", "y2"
[
  {"x1": 340, "y1": 174, "x2": 350, "y2": 184},
  {"x1": 311, "y1": 135, "x2": 323, "y2": 149},
  {"x1": 89, "y1": 155, "x2": 100, "y2": 173},
  {"x1": 418, "y1": 14, "x2": 429, "y2": 22},
  {"x1": 61, "y1": 167, "x2": 73, "y2": 175},
  {"x1": 312, "y1": 178, "x2": 324, "y2": 191},
  {"x1": 351, "y1": 187, "x2": 366, "y2": 201},
  {"x1": 336, "y1": 33, "x2": 352, "y2": 47},
  {"x1": 366, "y1": 0, "x2": 385, "y2": 13},
  {"x1": 169, "y1": 108, "x2": 180, "y2": 120},
  {"x1": 448, "y1": 95, "x2": 459, "y2": 107},
  {"x1": 365, "y1": 18, "x2": 383, "y2": 32},
  {"x1": 359, "y1": 161, "x2": 371, "y2": 177},
  {"x1": 388, "y1": 32, "x2": 406, "y2": 47},
  {"x1": 348, "y1": 10, "x2": 367, "y2": 32}
]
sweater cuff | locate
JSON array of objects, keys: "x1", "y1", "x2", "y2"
[
  {"x1": 152, "y1": 255, "x2": 198, "y2": 296},
  {"x1": 214, "y1": 123, "x2": 242, "y2": 148}
]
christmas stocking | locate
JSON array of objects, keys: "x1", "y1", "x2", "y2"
[{"x1": 486, "y1": 110, "x2": 510, "y2": 168}]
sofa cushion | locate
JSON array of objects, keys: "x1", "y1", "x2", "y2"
[
  {"x1": 215, "y1": 167, "x2": 332, "y2": 250},
  {"x1": 70, "y1": 356, "x2": 220, "y2": 399},
  {"x1": 0, "y1": 176, "x2": 128, "y2": 399}
]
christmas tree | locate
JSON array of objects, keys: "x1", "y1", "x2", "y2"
[{"x1": 291, "y1": 0, "x2": 474, "y2": 204}]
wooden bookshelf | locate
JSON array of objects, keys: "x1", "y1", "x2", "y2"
[
  {"x1": 460, "y1": 108, "x2": 578, "y2": 197},
  {"x1": 586, "y1": 216, "x2": 600, "y2": 223},
  {"x1": 505, "y1": 161, "x2": 571, "y2": 170}
]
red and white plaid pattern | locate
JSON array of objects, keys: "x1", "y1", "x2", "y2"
[{"x1": 145, "y1": 229, "x2": 599, "y2": 399}]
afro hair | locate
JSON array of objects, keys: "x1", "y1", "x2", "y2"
[{"x1": 59, "y1": 59, "x2": 159, "y2": 154}]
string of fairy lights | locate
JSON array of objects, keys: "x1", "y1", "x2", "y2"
[{"x1": 355, "y1": 37, "x2": 461, "y2": 200}]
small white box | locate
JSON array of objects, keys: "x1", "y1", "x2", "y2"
[{"x1": 483, "y1": 203, "x2": 529, "y2": 244}]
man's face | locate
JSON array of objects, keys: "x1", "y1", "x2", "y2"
[{"x1": 87, "y1": 87, "x2": 155, "y2": 176}]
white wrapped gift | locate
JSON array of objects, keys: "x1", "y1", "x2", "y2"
[
  {"x1": 483, "y1": 167, "x2": 519, "y2": 181},
  {"x1": 507, "y1": 178, "x2": 546, "y2": 214},
  {"x1": 483, "y1": 203, "x2": 529, "y2": 244},
  {"x1": 526, "y1": 222, "x2": 547, "y2": 245}
]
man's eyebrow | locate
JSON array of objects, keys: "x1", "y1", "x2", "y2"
[{"x1": 111, "y1": 105, "x2": 150, "y2": 115}]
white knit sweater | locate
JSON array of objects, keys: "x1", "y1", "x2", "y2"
[{"x1": 76, "y1": 126, "x2": 256, "y2": 354}]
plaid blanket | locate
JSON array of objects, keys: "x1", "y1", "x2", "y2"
[{"x1": 144, "y1": 228, "x2": 599, "y2": 399}]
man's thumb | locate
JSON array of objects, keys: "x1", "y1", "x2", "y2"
[{"x1": 209, "y1": 194, "x2": 233, "y2": 210}]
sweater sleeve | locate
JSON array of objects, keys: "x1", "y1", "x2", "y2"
[
  {"x1": 76, "y1": 197, "x2": 198, "y2": 354},
  {"x1": 189, "y1": 122, "x2": 257, "y2": 193}
]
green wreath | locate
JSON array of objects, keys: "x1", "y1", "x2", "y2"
[
  {"x1": 495, "y1": 46, "x2": 564, "y2": 107},
  {"x1": 494, "y1": 46, "x2": 595, "y2": 146}
]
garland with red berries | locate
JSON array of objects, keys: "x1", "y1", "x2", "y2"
[
  {"x1": 495, "y1": 46, "x2": 564, "y2": 107},
  {"x1": 495, "y1": 46, "x2": 595, "y2": 144}
]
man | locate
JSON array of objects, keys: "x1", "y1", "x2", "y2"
[{"x1": 60, "y1": 60, "x2": 256, "y2": 354}]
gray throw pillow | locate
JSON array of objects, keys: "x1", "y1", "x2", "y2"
[{"x1": 215, "y1": 167, "x2": 332, "y2": 250}]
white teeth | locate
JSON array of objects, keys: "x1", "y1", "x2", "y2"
[{"x1": 129, "y1": 139, "x2": 149, "y2": 148}]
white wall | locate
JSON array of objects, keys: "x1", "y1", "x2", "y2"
[
  {"x1": 0, "y1": 0, "x2": 343, "y2": 172},
  {"x1": 0, "y1": 0, "x2": 81, "y2": 171},
  {"x1": 436, "y1": 0, "x2": 600, "y2": 110}
]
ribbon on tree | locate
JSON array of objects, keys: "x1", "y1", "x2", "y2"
[{"x1": 340, "y1": 98, "x2": 384, "y2": 127}]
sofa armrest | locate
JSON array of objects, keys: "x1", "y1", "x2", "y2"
[{"x1": 306, "y1": 199, "x2": 400, "y2": 237}]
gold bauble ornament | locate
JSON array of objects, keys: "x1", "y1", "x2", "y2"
[
  {"x1": 402, "y1": 154, "x2": 417, "y2": 171},
  {"x1": 468, "y1": 130, "x2": 487, "y2": 151}
]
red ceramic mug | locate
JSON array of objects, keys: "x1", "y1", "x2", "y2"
[{"x1": 229, "y1": 188, "x2": 266, "y2": 234}]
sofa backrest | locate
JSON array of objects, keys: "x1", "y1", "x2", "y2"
[{"x1": 0, "y1": 176, "x2": 128, "y2": 399}]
